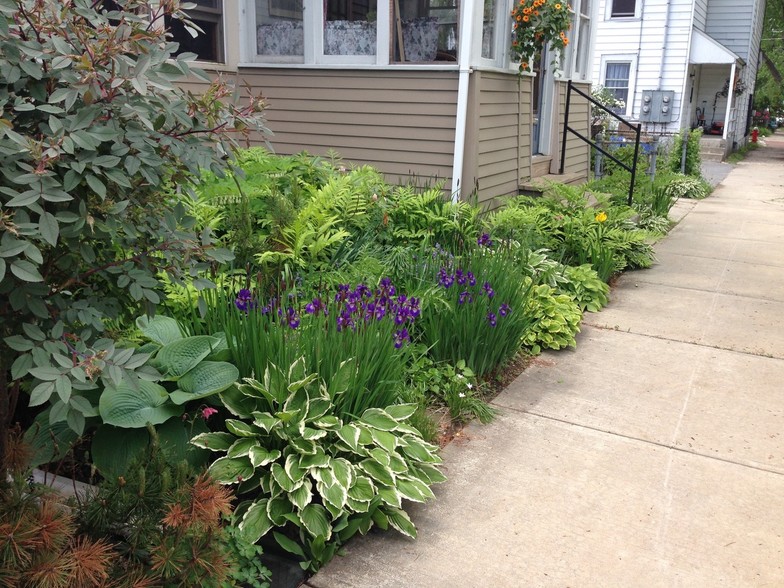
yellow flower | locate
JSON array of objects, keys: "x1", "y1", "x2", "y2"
[
  {"x1": 555, "y1": 3, "x2": 562, "y2": 9},
  {"x1": 595, "y1": 211, "x2": 608, "y2": 223}
]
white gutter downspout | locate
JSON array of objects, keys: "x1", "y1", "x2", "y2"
[
  {"x1": 722, "y1": 60, "x2": 736, "y2": 141},
  {"x1": 450, "y1": 0, "x2": 477, "y2": 202}
]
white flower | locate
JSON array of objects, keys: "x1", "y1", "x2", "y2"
[
  {"x1": 467, "y1": 383, "x2": 473, "y2": 390},
  {"x1": 458, "y1": 392, "x2": 466, "y2": 398}
]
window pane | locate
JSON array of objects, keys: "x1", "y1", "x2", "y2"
[
  {"x1": 605, "y1": 62, "x2": 630, "y2": 109},
  {"x1": 611, "y1": 0, "x2": 635, "y2": 17},
  {"x1": 256, "y1": 0, "x2": 304, "y2": 57},
  {"x1": 168, "y1": 4, "x2": 223, "y2": 62},
  {"x1": 324, "y1": 0, "x2": 378, "y2": 56},
  {"x1": 393, "y1": 0, "x2": 459, "y2": 62},
  {"x1": 481, "y1": 0, "x2": 496, "y2": 59}
]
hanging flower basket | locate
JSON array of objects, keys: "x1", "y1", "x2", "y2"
[{"x1": 510, "y1": 0, "x2": 571, "y2": 73}]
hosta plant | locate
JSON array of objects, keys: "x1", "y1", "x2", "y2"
[
  {"x1": 560, "y1": 264, "x2": 610, "y2": 312},
  {"x1": 522, "y1": 282, "x2": 583, "y2": 355},
  {"x1": 194, "y1": 359, "x2": 444, "y2": 572}
]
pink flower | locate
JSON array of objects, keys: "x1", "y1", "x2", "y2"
[{"x1": 201, "y1": 407, "x2": 219, "y2": 420}]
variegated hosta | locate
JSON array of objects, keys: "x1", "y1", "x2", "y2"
[{"x1": 192, "y1": 360, "x2": 445, "y2": 569}]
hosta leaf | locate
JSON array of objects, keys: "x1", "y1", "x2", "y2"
[
  {"x1": 370, "y1": 428, "x2": 399, "y2": 453},
  {"x1": 300, "y1": 504, "x2": 332, "y2": 540},
  {"x1": 135, "y1": 315, "x2": 183, "y2": 345},
  {"x1": 288, "y1": 478, "x2": 313, "y2": 510},
  {"x1": 156, "y1": 335, "x2": 219, "y2": 378},
  {"x1": 171, "y1": 361, "x2": 239, "y2": 403},
  {"x1": 284, "y1": 453, "x2": 307, "y2": 482},
  {"x1": 91, "y1": 425, "x2": 149, "y2": 478},
  {"x1": 319, "y1": 481, "x2": 348, "y2": 511},
  {"x1": 359, "y1": 458, "x2": 395, "y2": 486},
  {"x1": 384, "y1": 403, "x2": 418, "y2": 421},
  {"x1": 290, "y1": 436, "x2": 317, "y2": 455},
  {"x1": 330, "y1": 457, "x2": 355, "y2": 490},
  {"x1": 302, "y1": 427, "x2": 328, "y2": 441},
  {"x1": 313, "y1": 415, "x2": 342, "y2": 430},
  {"x1": 335, "y1": 424, "x2": 360, "y2": 451},
  {"x1": 376, "y1": 483, "x2": 402, "y2": 508},
  {"x1": 384, "y1": 507, "x2": 417, "y2": 539},
  {"x1": 387, "y1": 451, "x2": 409, "y2": 474},
  {"x1": 413, "y1": 463, "x2": 447, "y2": 485},
  {"x1": 346, "y1": 496, "x2": 371, "y2": 513},
  {"x1": 271, "y1": 462, "x2": 296, "y2": 492},
  {"x1": 310, "y1": 467, "x2": 336, "y2": 487},
  {"x1": 227, "y1": 437, "x2": 259, "y2": 459},
  {"x1": 239, "y1": 499, "x2": 273, "y2": 543},
  {"x1": 252, "y1": 411, "x2": 278, "y2": 432},
  {"x1": 249, "y1": 446, "x2": 281, "y2": 467},
  {"x1": 400, "y1": 476, "x2": 435, "y2": 501},
  {"x1": 299, "y1": 447, "x2": 330, "y2": 469},
  {"x1": 347, "y1": 475, "x2": 375, "y2": 502},
  {"x1": 306, "y1": 398, "x2": 332, "y2": 421},
  {"x1": 267, "y1": 496, "x2": 292, "y2": 526},
  {"x1": 359, "y1": 408, "x2": 398, "y2": 431},
  {"x1": 368, "y1": 447, "x2": 391, "y2": 468},
  {"x1": 190, "y1": 431, "x2": 235, "y2": 452},
  {"x1": 98, "y1": 380, "x2": 182, "y2": 428},
  {"x1": 395, "y1": 478, "x2": 427, "y2": 503},
  {"x1": 400, "y1": 435, "x2": 441, "y2": 463},
  {"x1": 225, "y1": 419, "x2": 263, "y2": 437},
  {"x1": 208, "y1": 456, "x2": 254, "y2": 485}
]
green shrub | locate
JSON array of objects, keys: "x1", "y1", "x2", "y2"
[
  {"x1": 522, "y1": 283, "x2": 583, "y2": 355},
  {"x1": 658, "y1": 173, "x2": 711, "y2": 200},
  {"x1": 0, "y1": 0, "x2": 266, "y2": 472},
  {"x1": 665, "y1": 128, "x2": 703, "y2": 177},
  {"x1": 198, "y1": 361, "x2": 444, "y2": 572}
]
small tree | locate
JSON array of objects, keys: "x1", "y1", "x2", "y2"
[{"x1": 0, "y1": 0, "x2": 267, "y2": 473}]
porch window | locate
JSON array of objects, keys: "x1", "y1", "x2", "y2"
[
  {"x1": 251, "y1": 1, "x2": 460, "y2": 64},
  {"x1": 604, "y1": 62, "x2": 630, "y2": 112},
  {"x1": 168, "y1": 0, "x2": 224, "y2": 62},
  {"x1": 610, "y1": 0, "x2": 635, "y2": 18},
  {"x1": 563, "y1": 0, "x2": 591, "y2": 80}
]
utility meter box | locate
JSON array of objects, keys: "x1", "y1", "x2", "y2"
[{"x1": 639, "y1": 90, "x2": 675, "y2": 123}]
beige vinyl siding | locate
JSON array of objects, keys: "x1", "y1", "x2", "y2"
[
  {"x1": 469, "y1": 70, "x2": 534, "y2": 209},
  {"x1": 236, "y1": 68, "x2": 459, "y2": 186},
  {"x1": 557, "y1": 81, "x2": 590, "y2": 177}
]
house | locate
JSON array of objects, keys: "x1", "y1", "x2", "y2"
[
  {"x1": 173, "y1": 1, "x2": 596, "y2": 208},
  {"x1": 591, "y1": 0, "x2": 766, "y2": 160}
]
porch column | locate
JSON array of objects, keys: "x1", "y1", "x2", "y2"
[
  {"x1": 450, "y1": 0, "x2": 477, "y2": 201},
  {"x1": 722, "y1": 61, "x2": 736, "y2": 141}
]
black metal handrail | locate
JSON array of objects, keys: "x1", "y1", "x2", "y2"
[{"x1": 560, "y1": 80, "x2": 641, "y2": 205}]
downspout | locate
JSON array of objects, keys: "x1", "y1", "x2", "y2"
[
  {"x1": 722, "y1": 60, "x2": 736, "y2": 141},
  {"x1": 450, "y1": 0, "x2": 476, "y2": 202},
  {"x1": 658, "y1": 0, "x2": 675, "y2": 90}
]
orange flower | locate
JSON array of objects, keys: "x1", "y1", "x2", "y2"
[
  {"x1": 523, "y1": 7, "x2": 531, "y2": 14},
  {"x1": 534, "y1": 10, "x2": 540, "y2": 15},
  {"x1": 516, "y1": 14, "x2": 522, "y2": 20},
  {"x1": 522, "y1": 62, "x2": 529, "y2": 69},
  {"x1": 523, "y1": 15, "x2": 529, "y2": 21},
  {"x1": 563, "y1": 38, "x2": 569, "y2": 45}
]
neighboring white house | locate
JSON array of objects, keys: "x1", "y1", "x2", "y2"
[{"x1": 591, "y1": 0, "x2": 765, "y2": 157}]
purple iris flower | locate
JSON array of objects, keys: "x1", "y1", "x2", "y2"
[
  {"x1": 235, "y1": 289, "x2": 253, "y2": 312},
  {"x1": 487, "y1": 312, "x2": 497, "y2": 327},
  {"x1": 467, "y1": 272, "x2": 476, "y2": 286},
  {"x1": 477, "y1": 233, "x2": 494, "y2": 248},
  {"x1": 483, "y1": 281, "x2": 495, "y2": 299},
  {"x1": 393, "y1": 328, "x2": 410, "y2": 349},
  {"x1": 499, "y1": 303, "x2": 511, "y2": 317}
]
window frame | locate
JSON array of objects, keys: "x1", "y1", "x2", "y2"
[
  {"x1": 606, "y1": 0, "x2": 639, "y2": 20},
  {"x1": 600, "y1": 54, "x2": 637, "y2": 117},
  {"x1": 561, "y1": 0, "x2": 592, "y2": 80},
  {"x1": 170, "y1": 0, "x2": 225, "y2": 63}
]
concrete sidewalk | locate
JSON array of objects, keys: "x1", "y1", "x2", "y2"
[{"x1": 309, "y1": 134, "x2": 784, "y2": 588}]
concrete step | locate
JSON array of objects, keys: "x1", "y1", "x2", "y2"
[{"x1": 519, "y1": 172, "x2": 585, "y2": 195}]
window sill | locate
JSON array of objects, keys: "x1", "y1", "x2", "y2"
[{"x1": 236, "y1": 62, "x2": 461, "y2": 72}]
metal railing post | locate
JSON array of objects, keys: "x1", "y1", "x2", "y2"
[{"x1": 628, "y1": 123, "x2": 641, "y2": 205}]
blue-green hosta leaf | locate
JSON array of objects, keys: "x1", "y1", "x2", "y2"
[
  {"x1": 400, "y1": 435, "x2": 442, "y2": 464},
  {"x1": 329, "y1": 457, "x2": 354, "y2": 490},
  {"x1": 239, "y1": 499, "x2": 273, "y2": 543},
  {"x1": 190, "y1": 431, "x2": 236, "y2": 452},
  {"x1": 170, "y1": 361, "x2": 239, "y2": 404},
  {"x1": 156, "y1": 335, "x2": 219, "y2": 379},
  {"x1": 99, "y1": 380, "x2": 182, "y2": 428},
  {"x1": 384, "y1": 507, "x2": 417, "y2": 539},
  {"x1": 319, "y1": 481, "x2": 348, "y2": 511},
  {"x1": 288, "y1": 478, "x2": 313, "y2": 510},
  {"x1": 347, "y1": 475, "x2": 375, "y2": 502},
  {"x1": 299, "y1": 504, "x2": 332, "y2": 540},
  {"x1": 267, "y1": 495, "x2": 292, "y2": 526},
  {"x1": 249, "y1": 446, "x2": 281, "y2": 468},
  {"x1": 227, "y1": 437, "x2": 259, "y2": 459},
  {"x1": 358, "y1": 458, "x2": 395, "y2": 486},
  {"x1": 376, "y1": 483, "x2": 402, "y2": 508},
  {"x1": 208, "y1": 456, "x2": 254, "y2": 485},
  {"x1": 384, "y1": 403, "x2": 419, "y2": 422},
  {"x1": 205, "y1": 332, "x2": 231, "y2": 361},
  {"x1": 270, "y1": 462, "x2": 296, "y2": 492},
  {"x1": 335, "y1": 424, "x2": 361, "y2": 451},
  {"x1": 133, "y1": 313, "x2": 180, "y2": 347},
  {"x1": 91, "y1": 425, "x2": 149, "y2": 478},
  {"x1": 369, "y1": 428, "x2": 399, "y2": 453}
]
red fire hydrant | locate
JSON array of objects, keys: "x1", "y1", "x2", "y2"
[{"x1": 752, "y1": 128, "x2": 759, "y2": 143}]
